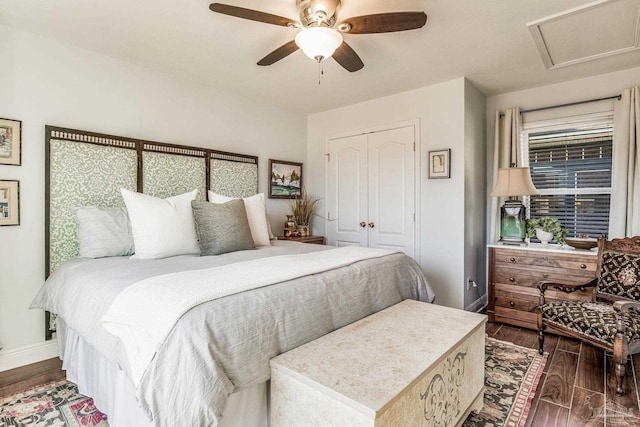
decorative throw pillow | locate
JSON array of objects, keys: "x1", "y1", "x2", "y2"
[
  {"x1": 121, "y1": 188, "x2": 200, "y2": 259},
  {"x1": 191, "y1": 199, "x2": 255, "y2": 256},
  {"x1": 207, "y1": 191, "x2": 272, "y2": 246},
  {"x1": 75, "y1": 206, "x2": 135, "y2": 258}
]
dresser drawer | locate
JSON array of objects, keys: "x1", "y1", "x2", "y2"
[
  {"x1": 494, "y1": 266, "x2": 594, "y2": 288},
  {"x1": 494, "y1": 286, "x2": 538, "y2": 318},
  {"x1": 494, "y1": 249, "x2": 597, "y2": 274}
]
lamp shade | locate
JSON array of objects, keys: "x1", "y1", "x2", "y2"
[
  {"x1": 490, "y1": 167, "x2": 539, "y2": 197},
  {"x1": 295, "y1": 27, "x2": 343, "y2": 61}
]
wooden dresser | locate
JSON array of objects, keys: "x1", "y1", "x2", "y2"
[{"x1": 488, "y1": 244, "x2": 598, "y2": 330}]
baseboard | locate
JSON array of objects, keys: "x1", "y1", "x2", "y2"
[
  {"x1": 0, "y1": 341, "x2": 59, "y2": 372},
  {"x1": 466, "y1": 295, "x2": 488, "y2": 313}
]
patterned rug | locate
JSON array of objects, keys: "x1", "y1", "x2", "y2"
[
  {"x1": 464, "y1": 337, "x2": 547, "y2": 427},
  {"x1": 1, "y1": 337, "x2": 545, "y2": 427}
]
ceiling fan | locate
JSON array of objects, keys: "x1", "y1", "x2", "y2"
[{"x1": 209, "y1": 0, "x2": 427, "y2": 72}]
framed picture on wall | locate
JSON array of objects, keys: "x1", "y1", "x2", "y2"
[
  {"x1": 0, "y1": 118, "x2": 22, "y2": 166},
  {"x1": 428, "y1": 149, "x2": 451, "y2": 179},
  {"x1": 269, "y1": 159, "x2": 302, "y2": 199},
  {"x1": 0, "y1": 180, "x2": 20, "y2": 226}
]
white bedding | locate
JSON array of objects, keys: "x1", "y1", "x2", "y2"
[
  {"x1": 32, "y1": 241, "x2": 434, "y2": 426},
  {"x1": 102, "y1": 246, "x2": 397, "y2": 386}
]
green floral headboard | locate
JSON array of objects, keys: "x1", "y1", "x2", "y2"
[{"x1": 45, "y1": 126, "x2": 258, "y2": 338}]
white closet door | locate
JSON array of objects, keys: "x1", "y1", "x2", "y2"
[
  {"x1": 367, "y1": 126, "x2": 415, "y2": 256},
  {"x1": 327, "y1": 134, "x2": 368, "y2": 247}
]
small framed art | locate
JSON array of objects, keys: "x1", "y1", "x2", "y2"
[
  {"x1": 269, "y1": 159, "x2": 302, "y2": 199},
  {"x1": 428, "y1": 149, "x2": 451, "y2": 179},
  {"x1": 0, "y1": 118, "x2": 22, "y2": 166},
  {"x1": 0, "y1": 180, "x2": 20, "y2": 226}
]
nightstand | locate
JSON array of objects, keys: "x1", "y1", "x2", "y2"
[
  {"x1": 278, "y1": 235, "x2": 325, "y2": 245},
  {"x1": 488, "y1": 244, "x2": 598, "y2": 330}
]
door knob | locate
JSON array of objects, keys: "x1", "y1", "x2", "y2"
[
  {"x1": 368, "y1": 222, "x2": 375, "y2": 228},
  {"x1": 360, "y1": 221, "x2": 366, "y2": 228}
]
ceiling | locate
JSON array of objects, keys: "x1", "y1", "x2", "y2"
[{"x1": 1, "y1": 0, "x2": 638, "y2": 114}]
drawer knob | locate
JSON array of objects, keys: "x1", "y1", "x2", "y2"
[
  {"x1": 543, "y1": 274, "x2": 549, "y2": 279},
  {"x1": 509, "y1": 277, "x2": 516, "y2": 282},
  {"x1": 509, "y1": 301, "x2": 515, "y2": 307},
  {"x1": 580, "y1": 264, "x2": 587, "y2": 269},
  {"x1": 510, "y1": 257, "x2": 516, "y2": 263}
]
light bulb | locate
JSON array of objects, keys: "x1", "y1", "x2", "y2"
[{"x1": 295, "y1": 27, "x2": 344, "y2": 61}]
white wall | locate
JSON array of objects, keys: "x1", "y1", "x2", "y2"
[
  {"x1": 307, "y1": 77, "x2": 486, "y2": 310},
  {"x1": 0, "y1": 24, "x2": 306, "y2": 365}
]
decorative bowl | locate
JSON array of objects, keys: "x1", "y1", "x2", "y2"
[{"x1": 564, "y1": 237, "x2": 598, "y2": 250}]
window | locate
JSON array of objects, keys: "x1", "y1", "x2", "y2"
[{"x1": 523, "y1": 114, "x2": 613, "y2": 238}]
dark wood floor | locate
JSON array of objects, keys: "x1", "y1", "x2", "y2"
[
  {"x1": 4, "y1": 326, "x2": 640, "y2": 426},
  {"x1": 487, "y1": 322, "x2": 640, "y2": 427},
  {"x1": 0, "y1": 357, "x2": 65, "y2": 398}
]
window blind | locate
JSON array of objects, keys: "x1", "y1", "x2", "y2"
[{"x1": 527, "y1": 125, "x2": 612, "y2": 238}]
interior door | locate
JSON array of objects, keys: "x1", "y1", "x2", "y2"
[
  {"x1": 327, "y1": 134, "x2": 368, "y2": 247},
  {"x1": 367, "y1": 126, "x2": 415, "y2": 256}
]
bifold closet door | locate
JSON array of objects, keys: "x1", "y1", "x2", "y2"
[{"x1": 327, "y1": 125, "x2": 415, "y2": 257}]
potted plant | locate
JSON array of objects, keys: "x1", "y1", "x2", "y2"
[
  {"x1": 526, "y1": 217, "x2": 567, "y2": 246},
  {"x1": 291, "y1": 188, "x2": 320, "y2": 237}
]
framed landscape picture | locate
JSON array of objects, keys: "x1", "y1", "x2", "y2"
[
  {"x1": 428, "y1": 149, "x2": 451, "y2": 179},
  {"x1": 0, "y1": 118, "x2": 22, "y2": 166},
  {"x1": 0, "y1": 180, "x2": 20, "y2": 226},
  {"x1": 269, "y1": 159, "x2": 302, "y2": 199}
]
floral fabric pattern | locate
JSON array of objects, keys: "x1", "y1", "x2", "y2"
[
  {"x1": 598, "y1": 251, "x2": 640, "y2": 299},
  {"x1": 542, "y1": 300, "x2": 640, "y2": 346},
  {"x1": 210, "y1": 159, "x2": 257, "y2": 198},
  {"x1": 142, "y1": 152, "x2": 206, "y2": 201},
  {"x1": 0, "y1": 380, "x2": 108, "y2": 427},
  {"x1": 50, "y1": 140, "x2": 137, "y2": 272}
]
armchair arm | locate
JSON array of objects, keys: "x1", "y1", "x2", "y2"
[
  {"x1": 613, "y1": 301, "x2": 640, "y2": 313},
  {"x1": 538, "y1": 278, "x2": 597, "y2": 294}
]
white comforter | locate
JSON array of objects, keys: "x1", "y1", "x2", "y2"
[{"x1": 102, "y1": 246, "x2": 397, "y2": 386}]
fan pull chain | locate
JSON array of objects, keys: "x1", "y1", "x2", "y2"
[{"x1": 315, "y1": 56, "x2": 325, "y2": 85}]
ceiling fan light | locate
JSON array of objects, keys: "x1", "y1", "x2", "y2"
[{"x1": 295, "y1": 27, "x2": 344, "y2": 61}]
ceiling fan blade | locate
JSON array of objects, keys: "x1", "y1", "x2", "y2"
[
  {"x1": 332, "y1": 42, "x2": 364, "y2": 72},
  {"x1": 209, "y1": 3, "x2": 295, "y2": 27},
  {"x1": 341, "y1": 12, "x2": 427, "y2": 34},
  {"x1": 257, "y1": 40, "x2": 299, "y2": 66}
]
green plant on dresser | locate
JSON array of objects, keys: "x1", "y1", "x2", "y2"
[{"x1": 526, "y1": 217, "x2": 567, "y2": 243}]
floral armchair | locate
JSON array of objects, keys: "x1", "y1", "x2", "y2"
[{"x1": 537, "y1": 236, "x2": 640, "y2": 394}]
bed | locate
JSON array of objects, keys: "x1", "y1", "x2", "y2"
[{"x1": 31, "y1": 126, "x2": 435, "y2": 427}]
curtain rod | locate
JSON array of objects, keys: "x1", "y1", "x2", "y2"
[{"x1": 499, "y1": 94, "x2": 622, "y2": 118}]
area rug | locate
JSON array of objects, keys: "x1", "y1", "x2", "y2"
[
  {"x1": 463, "y1": 337, "x2": 547, "y2": 427},
  {"x1": 1, "y1": 337, "x2": 546, "y2": 427},
  {"x1": 0, "y1": 380, "x2": 107, "y2": 427}
]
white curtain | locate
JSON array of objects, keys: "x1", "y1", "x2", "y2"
[
  {"x1": 489, "y1": 107, "x2": 522, "y2": 242},
  {"x1": 610, "y1": 87, "x2": 640, "y2": 238}
]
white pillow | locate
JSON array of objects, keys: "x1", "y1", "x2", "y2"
[
  {"x1": 121, "y1": 189, "x2": 200, "y2": 259},
  {"x1": 75, "y1": 206, "x2": 135, "y2": 258},
  {"x1": 208, "y1": 191, "x2": 271, "y2": 246}
]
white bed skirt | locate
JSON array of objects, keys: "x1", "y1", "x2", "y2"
[{"x1": 57, "y1": 318, "x2": 269, "y2": 427}]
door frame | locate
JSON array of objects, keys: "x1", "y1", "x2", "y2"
[{"x1": 324, "y1": 119, "x2": 421, "y2": 261}]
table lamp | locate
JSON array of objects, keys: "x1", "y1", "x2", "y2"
[{"x1": 490, "y1": 166, "x2": 539, "y2": 244}]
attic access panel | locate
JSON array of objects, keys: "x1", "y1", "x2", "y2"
[{"x1": 528, "y1": 0, "x2": 640, "y2": 69}]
